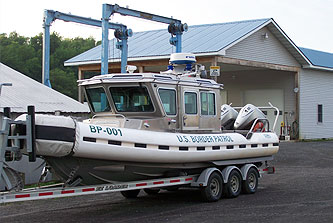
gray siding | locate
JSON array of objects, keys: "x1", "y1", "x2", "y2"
[
  {"x1": 299, "y1": 69, "x2": 333, "y2": 139},
  {"x1": 226, "y1": 27, "x2": 300, "y2": 67}
]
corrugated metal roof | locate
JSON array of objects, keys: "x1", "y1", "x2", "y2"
[
  {"x1": 65, "y1": 19, "x2": 271, "y2": 65},
  {"x1": 65, "y1": 18, "x2": 332, "y2": 72},
  {"x1": 299, "y1": 47, "x2": 333, "y2": 69},
  {"x1": 0, "y1": 63, "x2": 90, "y2": 113}
]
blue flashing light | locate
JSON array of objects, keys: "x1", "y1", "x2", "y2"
[
  {"x1": 167, "y1": 65, "x2": 174, "y2": 70},
  {"x1": 185, "y1": 63, "x2": 192, "y2": 71}
]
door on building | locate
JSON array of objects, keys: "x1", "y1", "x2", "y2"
[{"x1": 243, "y1": 89, "x2": 284, "y2": 135}]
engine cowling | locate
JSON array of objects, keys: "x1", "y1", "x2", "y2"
[{"x1": 234, "y1": 104, "x2": 266, "y2": 130}]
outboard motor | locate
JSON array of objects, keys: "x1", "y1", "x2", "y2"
[
  {"x1": 221, "y1": 104, "x2": 238, "y2": 130},
  {"x1": 234, "y1": 104, "x2": 266, "y2": 130}
]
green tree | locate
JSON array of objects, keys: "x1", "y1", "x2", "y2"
[{"x1": 0, "y1": 32, "x2": 97, "y2": 99}]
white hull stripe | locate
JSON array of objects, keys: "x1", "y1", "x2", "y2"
[{"x1": 81, "y1": 136, "x2": 279, "y2": 151}]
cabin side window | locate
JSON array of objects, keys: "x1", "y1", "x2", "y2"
[
  {"x1": 184, "y1": 92, "x2": 197, "y2": 114},
  {"x1": 109, "y1": 86, "x2": 154, "y2": 112},
  {"x1": 158, "y1": 88, "x2": 176, "y2": 116},
  {"x1": 200, "y1": 92, "x2": 216, "y2": 116},
  {"x1": 86, "y1": 87, "x2": 111, "y2": 112}
]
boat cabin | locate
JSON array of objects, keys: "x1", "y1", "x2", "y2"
[{"x1": 80, "y1": 55, "x2": 223, "y2": 133}]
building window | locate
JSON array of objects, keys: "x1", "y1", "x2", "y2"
[{"x1": 318, "y1": 104, "x2": 323, "y2": 123}]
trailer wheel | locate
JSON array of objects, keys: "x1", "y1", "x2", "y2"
[
  {"x1": 144, "y1": 188, "x2": 160, "y2": 195},
  {"x1": 224, "y1": 169, "x2": 241, "y2": 198},
  {"x1": 242, "y1": 167, "x2": 259, "y2": 194},
  {"x1": 121, "y1": 189, "x2": 140, "y2": 198},
  {"x1": 200, "y1": 172, "x2": 223, "y2": 202}
]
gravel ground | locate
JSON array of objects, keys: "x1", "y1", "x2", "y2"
[{"x1": 1, "y1": 141, "x2": 333, "y2": 223}]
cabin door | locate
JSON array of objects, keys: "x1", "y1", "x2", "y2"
[{"x1": 181, "y1": 87, "x2": 199, "y2": 130}]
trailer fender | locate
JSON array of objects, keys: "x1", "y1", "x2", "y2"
[
  {"x1": 191, "y1": 168, "x2": 222, "y2": 187},
  {"x1": 240, "y1": 164, "x2": 260, "y2": 181},
  {"x1": 221, "y1": 166, "x2": 241, "y2": 184}
]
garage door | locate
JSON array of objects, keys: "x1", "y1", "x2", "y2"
[{"x1": 243, "y1": 89, "x2": 284, "y2": 135}]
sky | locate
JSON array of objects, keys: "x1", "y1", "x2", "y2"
[{"x1": 1, "y1": 0, "x2": 332, "y2": 53}]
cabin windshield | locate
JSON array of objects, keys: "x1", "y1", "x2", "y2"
[
  {"x1": 109, "y1": 86, "x2": 154, "y2": 112},
  {"x1": 86, "y1": 87, "x2": 111, "y2": 112}
]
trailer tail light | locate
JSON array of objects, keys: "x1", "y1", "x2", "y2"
[{"x1": 262, "y1": 167, "x2": 275, "y2": 174}]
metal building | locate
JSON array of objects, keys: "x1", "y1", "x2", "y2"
[
  {"x1": 64, "y1": 18, "x2": 333, "y2": 140},
  {"x1": 0, "y1": 63, "x2": 90, "y2": 189}
]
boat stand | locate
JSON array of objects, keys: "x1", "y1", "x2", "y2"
[{"x1": 0, "y1": 106, "x2": 36, "y2": 191}]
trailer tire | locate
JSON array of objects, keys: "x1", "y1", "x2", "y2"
[
  {"x1": 242, "y1": 167, "x2": 259, "y2": 194},
  {"x1": 144, "y1": 188, "x2": 160, "y2": 195},
  {"x1": 200, "y1": 172, "x2": 223, "y2": 202},
  {"x1": 121, "y1": 189, "x2": 140, "y2": 198},
  {"x1": 223, "y1": 169, "x2": 241, "y2": 198}
]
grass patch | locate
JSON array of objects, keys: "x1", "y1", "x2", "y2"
[{"x1": 24, "y1": 181, "x2": 62, "y2": 189}]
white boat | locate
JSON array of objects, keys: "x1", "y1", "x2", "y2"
[{"x1": 16, "y1": 53, "x2": 279, "y2": 185}]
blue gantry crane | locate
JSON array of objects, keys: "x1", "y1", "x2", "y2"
[
  {"x1": 42, "y1": 9, "x2": 130, "y2": 87},
  {"x1": 42, "y1": 3, "x2": 188, "y2": 88}
]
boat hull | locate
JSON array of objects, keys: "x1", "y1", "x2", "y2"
[
  {"x1": 45, "y1": 156, "x2": 212, "y2": 185},
  {"x1": 27, "y1": 114, "x2": 279, "y2": 162},
  {"x1": 16, "y1": 114, "x2": 279, "y2": 184}
]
